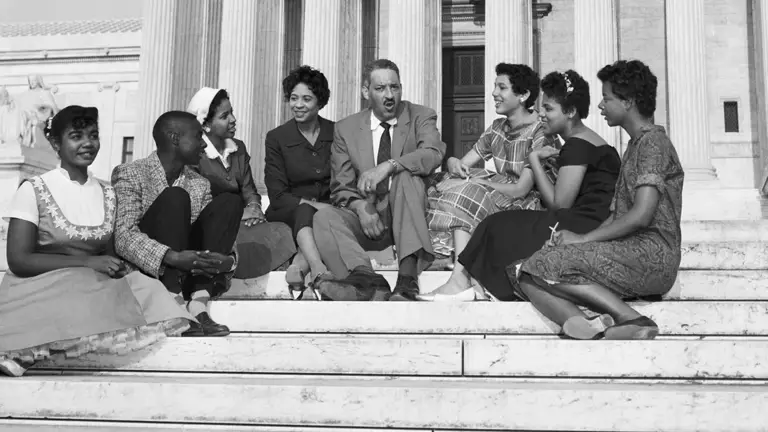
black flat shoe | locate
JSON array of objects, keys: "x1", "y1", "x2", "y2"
[
  {"x1": 183, "y1": 312, "x2": 230, "y2": 337},
  {"x1": 605, "y1": 316, "x2": 659, "y2": 340}
]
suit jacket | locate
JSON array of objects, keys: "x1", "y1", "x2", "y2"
[
  {"x1": 331, "y1": 100, "x2": 446, "y2": 208},
  {"x1": 194, "y1": 138, "x2": 261, "y2": 208},
  {"x1": 264, "y1": 116, "x2": 334, "y2": 219},
  {"x1": 111, "y1": 152, "x2": 235, "y2": 278}
]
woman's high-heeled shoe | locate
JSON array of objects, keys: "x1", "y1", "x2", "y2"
[
  {"x1": 562, "y1": 314, "x2": 615, "y2": 340},
  {"x1": 416, "y1": 287, "x2": 477, "y2": 302},
  {"x1": 0, "y1": 358, "x2": 31, "y2": 377},
  {"x1": 302, "y1": 271, "x2": 334, "y2": 301},
  {"x1": 285, "y1": 265, "x2": 307, "y2": 300},
  {"x1": 604, "y1": 316, "x2": 659, "y2": 340}
]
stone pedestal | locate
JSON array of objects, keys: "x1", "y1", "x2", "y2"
[
  {"x1": 666, "y1": 0, "x2": 717, "y2": 183},
  {"x1": 0, "y1": 145, "x2": 58, "y2": 271},
  {"x1": 220, "y1": 0, "x2": 284, "y2": 192},
  {"x1": 483, "y1": 0, "x2": 532, "y2": 127},
  {"x1": 133, "y1": 0, "x2": 223, "y2": 159},
  {"x1": 574, "y1": 0, "x2": 619, "y2": 147}
]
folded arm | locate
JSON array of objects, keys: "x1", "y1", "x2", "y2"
[
  {"x1": 391, "y1": 108, "x2": 446, "y2": 176},
  {"x1": 6, "y1": 219, "x2": 94, "y2": 277}
]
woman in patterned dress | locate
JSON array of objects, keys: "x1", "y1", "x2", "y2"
[
  {"x1": 517, "y1": 60, "x2": 684, "y2": 340},
  {"x1": 420, "y1": 70, "x2": 620, "y2": 301},
  {"x1": 426, "y1": 63, "x2": 559, "y2": 265},
  {"x1": 0, "y1": 106, "x2": 194, "y2": 377}
]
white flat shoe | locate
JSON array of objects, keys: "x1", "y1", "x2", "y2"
[{"x1": 416, "y1": 288, "x2": 477, "y2": 302}]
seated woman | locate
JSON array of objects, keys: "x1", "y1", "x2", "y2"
[
  {"x1": 187, "y1": 88, "x2": 296, "y2": 280},
  {"x1": 264, "y1": 65, "x2": 334, "y2": 299},
  {"x1": 518, "y1": 60, "x2": 684, "y2": 340},
  {"x1": 0, "y1": 106, "x2": 193, "y2": 377},
  {"x1": 419, "y1": 70, "x2": 621, "y2": 302},
  {"x1": 427, "y1": 63, "x2": 559, "y2": 264}
]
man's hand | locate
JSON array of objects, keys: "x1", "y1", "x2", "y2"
[
  {"x1": 355, "y1": 201, "x2": 386, "y2": 240},
  {"x1": 357, "y1": 162, "x2": 393, "y2": 195},
  {"x1": 190, "y1": 251, "x2": 234, "y2": 277}
]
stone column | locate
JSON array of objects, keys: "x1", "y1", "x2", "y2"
[
  {"x1": 133, "y1": 0, "x2": 223, "y2": 159},
  {"x1": 484, "y1": 0, "x2": 532, "y2": 127},
  {"x1": 133, "y1": 0, "x2": 177, "y2": 158},
  {"x1": 337, "y1": 0, "x2": 363, "y2": 118},
  {"x1": 755, "y1": 0, "x2": 768, "y2": 194},
  {"x1": 574, "y1": 0, "x2": 619, "y2": 147},
  {"x1": 219, "y1": 0, "x2": 284, "y2": 192},
  {"x1": 424, "y1": 0, "x2": 443, "y2": 124},
  {"x1": 302, "y1": 0, "x2": 348, "y2": 120},
  {"x1": 387, "y1": 0, "x2": 427, "y2": 106},
  {"x1": 665, "y1": 0, "x2": 717, "y2": 181}
]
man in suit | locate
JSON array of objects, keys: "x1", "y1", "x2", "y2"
[
  {"x1": 111, "y1": 111, "x2": 243, "y2": 336},
  {"x1": 313, "y1": 59, "x2": 446, "y2": 301}
]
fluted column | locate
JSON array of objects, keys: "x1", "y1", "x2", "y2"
[
  {"x1": 666, "y1": 0, "x2": 717, "y2": 181},
  {"x1": 302, "y1": 0, "x2": 343, "y2": 120},
  {"x1": 133, "y1": 0, "x2": 223, "y2": 159},
  {"x1": 170, "y1": 0, "x2": 223, "y2": 109},
  {"x1": 254, "y1": 0, "x2": 285, "y2": 191},
  {"x1": 387, "y1": 0, "x2": 427, "y2": 106},
  {"x1": 484, "y1": 0, "x2": 532, "y2": 127},
  {"x1": 755, "y1": 0, "x2": 768, "y2": 193},
  {"x1": 337, "y1": 0, "x2": 363, "y2": 118},
  {"x1": 425, "y1": 0, "x2": 442, "y2": 123},
  {"x1": 133, "y1": 0, "x2": 177, "y2": 158},
  {"x1": 574, "y1": 0, "x2": 619, "y2": 147},
  {"x1": 219, "y1": 0, "x2": 284, "y2": 192}
]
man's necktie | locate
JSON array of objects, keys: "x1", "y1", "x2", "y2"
[{"x1": 375, "y1": 122, "x2": 392, "y2": 196}]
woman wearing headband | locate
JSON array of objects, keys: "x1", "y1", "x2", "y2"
[
  {"x1": 419, "y1": 70, "x2": 620, "y2": 305},
  {"x1": 0, "y1": 106, "x2": 193, "y2": 377},
  {"x1": 186, "y1": 88, "x2": 296, "y2": 280}
]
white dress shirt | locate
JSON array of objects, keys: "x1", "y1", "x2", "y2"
[{"x1": 370, "y1": 111, "x2": 397, "y2": 166}]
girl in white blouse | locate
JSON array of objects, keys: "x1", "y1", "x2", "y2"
[{"x1": 0, "y1": 106, "x2": 193, "y2": 377}]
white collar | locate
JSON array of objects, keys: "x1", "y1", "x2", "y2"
[
  {"x1": 55, "y1": 166, "x2": 96, "y2": 185},
  {"x1": 203, "y1": 135, "x2": 238, "y2": 162},
  {"x1": 370, "y1": 111, "x2": 398, "y2": 131}
]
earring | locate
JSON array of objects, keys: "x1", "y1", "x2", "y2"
[{"x1": 203, "y1": 126, "x2": 211, "y2": 133}]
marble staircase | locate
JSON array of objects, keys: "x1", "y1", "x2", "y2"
[{"x1": 1, "y1": 219, "x2": 767, "y2": 431}]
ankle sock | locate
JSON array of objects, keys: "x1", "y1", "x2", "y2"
[{"x1": 187, "y1": 290, "x2": 210, "y2": 317}]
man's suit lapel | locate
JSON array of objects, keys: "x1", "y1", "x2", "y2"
[
  {"x1": 358, "y1": 110, "x2": 375, "y2": 170},
  {"x1": 147, "y1": 152, "x2": 169, "y2": 201},
  {"x1": 392, "y1": 102, "x2": 411, "y2": 158}
]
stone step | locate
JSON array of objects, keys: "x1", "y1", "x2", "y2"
[
  {"x1": 33, "y1": 337, "x2": 768, "y2": 379},
  {"x1": 681, "y1": 219, "x2": 768, "y2": 242},
  {"x1": 210, "y1": 301, "x2": 768, "y2": 336},
  {"x1": 227, "y1": 269, "x2": 768, "y2": 301},
  {"x1": 0, "y1": 420, "x2": 416, "y2": 432},
  {"x1": 2, "y1": 375, "x2": 766, "y2": 431}
]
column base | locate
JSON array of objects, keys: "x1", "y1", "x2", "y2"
[{"x1": 682, "y1": 184, "x2": 766, "y2": 220}]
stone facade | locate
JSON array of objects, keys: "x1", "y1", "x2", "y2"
[{"x1": 0, "y1": 0, "x2": 766, "y2": 216}]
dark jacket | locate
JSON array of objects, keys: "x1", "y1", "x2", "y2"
[
  {"x1": 264, "y1": 116, "x2": 334, "y2": 221},
  {"x1": 195, "y1": 138, "x2": 261, "y2": 208}
]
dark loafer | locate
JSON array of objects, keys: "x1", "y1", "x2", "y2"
[
  {"x1": 183, "y1": 312, "x2": 230, "y2": 337},
  {"x1": 389, "y1": 275, "x2": 419, "y2": 301},
  {"x1": 605, "y1": 316, "x2": 659, "y2": 340}
]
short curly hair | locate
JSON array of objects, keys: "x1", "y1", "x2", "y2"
[
  {"x1": 495, "y1": 63, "x2": 540, "y2": 109},
  {"x1": 204, "y1": 89, "x2": 229, "y2": 124},
  {"x1": 597, "y1": 60, "x2": 658, "y2": 118},
  {"x1": 282, "y1": 65, "x2": 331, "y2": 109},
  {"x1": 44, "y1": 105, "x2": 99, "y2": 142},
  {"x1": 541, "y1": 70, "x2": 590, "y2": 119}
]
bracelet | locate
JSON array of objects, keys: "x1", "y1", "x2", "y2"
[{"x1": 387, "y1": 159, "x2": 401, "y2": 172}]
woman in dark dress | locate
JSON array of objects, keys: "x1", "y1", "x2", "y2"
[
  {"x1": 519, "y1": 60, "x2": 684, "y2": 340},
  {"x1": 186, "y1": 87, "x2": 296, "y2": 279},
  {"x1": 418, "y1": 70, "x2": 621, "y2": 302},
  {"x1": 264, "y1": 66, "x2": 334, "y2": 299}
]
